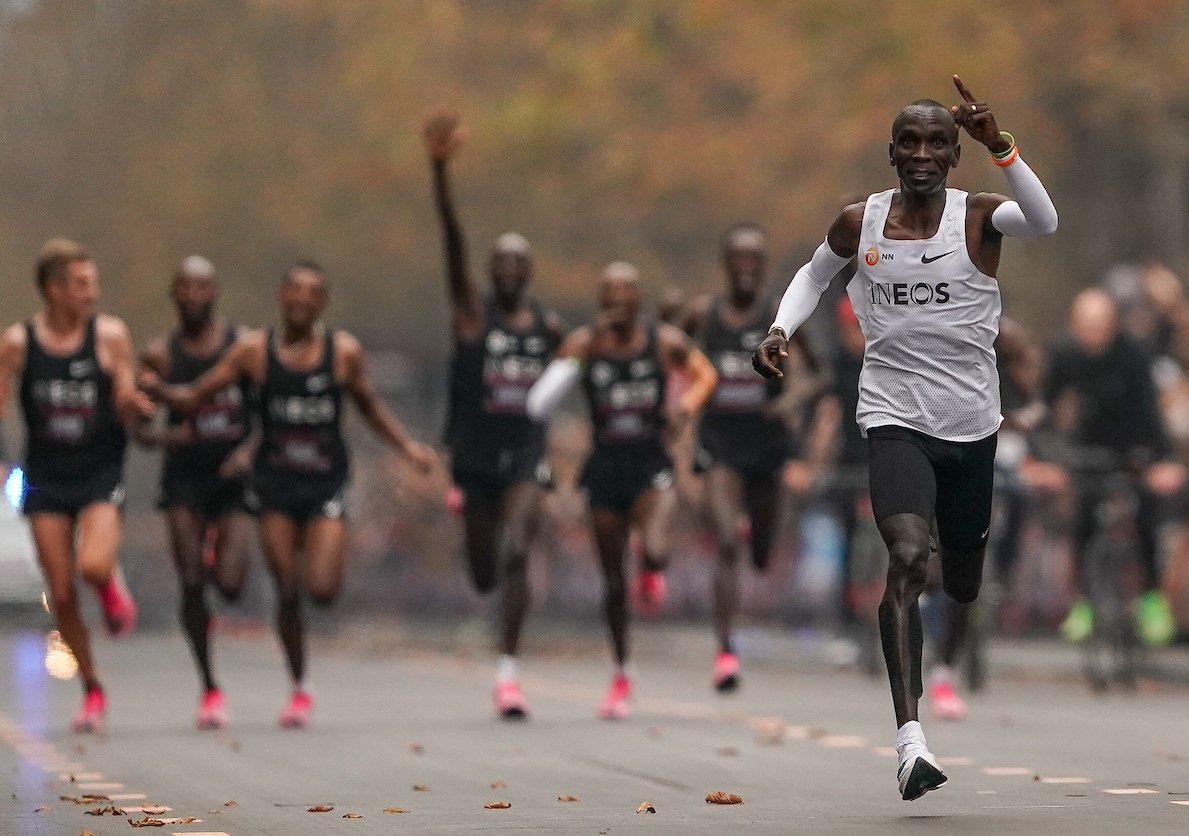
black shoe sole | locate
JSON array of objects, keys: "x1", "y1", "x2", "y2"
[
  {"x1": 714, "y1": 674, "x2": 740, "y2": 693},
  {"x1": 498, "y1": 707, "x2": 528, "y2": 721},
  {"x1": 900, "y1": 758, "x2": 948, "y2": 801}
]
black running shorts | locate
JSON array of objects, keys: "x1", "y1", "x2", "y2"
[
  {"x1": 158, "y1": 476, "x2": 251, "y2": 518},
  {"x1": 21, "y1": 465, "x2": 125, "y2": 516},
  {"x1": 867, "y1": 425, "x2": 997, "y2": 552},
  {"x1": 581, "y1": 441, "x2": 674, "y2": 514},
  {"x1": 250, "y1": 477, "x2": 349, "y2": 524},
  {"x1": 452, "y1": 441, "x2": 552, "y2": 507},
  {"x1": 697, "y1": 415, "x2": 792, "y2": 477}
]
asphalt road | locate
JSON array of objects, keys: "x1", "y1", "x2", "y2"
[{"x1": 1, "y1": 618, "x2": 1187, "y2": 835}]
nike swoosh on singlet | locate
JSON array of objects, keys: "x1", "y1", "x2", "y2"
[{"x1": 920, "y1": 250, "x2": 957, "y2": 264}]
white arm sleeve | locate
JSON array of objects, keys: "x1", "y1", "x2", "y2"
[
  {"x1": 526, "y1": 357, "x2": 580, "y2": 420},
  {"x1": 990, "y1": 156, "x2": 1059, "y2": 238},
  {"x1": 772, "y1": 240, "x2": 852, "y2": 335}
]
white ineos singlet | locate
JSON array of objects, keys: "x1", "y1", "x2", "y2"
[{"x1": 847, "y1": 188, "x2": 1002, "y2": 442}]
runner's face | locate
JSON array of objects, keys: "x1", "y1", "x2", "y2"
[
  {"x1": 890, "y1": 110, "x2": 959, "y2": 197},
  {"x1": 279, "y1": 268, "x2": 327, "y2": 330},
  {"x1": 723, "y1": 236, "x2": 767, "y2": 298},
  {"x1": 172, "y1": 272, "x2": 217, "y2": 327},
  {"x1": 599, "y1": 278, "x2": 640, "y2": 330},
  {"x1": 46, "y1": 259, "x2": 98, "y2": 318},
  {"x1": 490, "y1": 251, "x2": 529, "y2": 302}
]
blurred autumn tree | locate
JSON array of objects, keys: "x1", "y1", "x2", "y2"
[{"x1": 0, "y1": 0, "x2": 1185, "y2": 362}]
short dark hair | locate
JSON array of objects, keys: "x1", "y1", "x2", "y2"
[
  {"x1": 892, "y1": 99, "x2": 957, "y2": 141},
  {"x1": 282, "y1": 259, "x2": 327, "y2": 285},
  {"x1": 35, "y1": 237, "x2": 91, "y2": 292},
  {"x1": 720, "y1": 222, "x2": 767, "y2": 254}
]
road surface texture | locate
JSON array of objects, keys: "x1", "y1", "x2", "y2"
[{"x1": 1, "y1": 617, "x2": 1187, "y2": 834}]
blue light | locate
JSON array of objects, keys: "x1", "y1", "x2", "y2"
[{"x1": 5, "y1": 466, "x2": 24, "y2": 509}]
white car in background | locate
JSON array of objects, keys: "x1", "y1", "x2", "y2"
[{"x1": 0, "y1": 467, "x2": 43, "y2": 605}]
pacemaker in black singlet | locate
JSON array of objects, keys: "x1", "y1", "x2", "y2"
[
  {"x1": 253, "y1": 329, "x2": 349, "y2": 522},
  {"x1": 19, "y1": 317, "x2": 127, "y2": 514},
  {"x1": 580, "y1": 322, "x2": 673, "y2": 513},
  {"x1": 445, "y1": 296, "x2": 552, "y2": 498},
  {"x1": 697, "y1": 298, "x2": 791, "y2": 476},
  {"x1": 159, "y1": 324, "x2": 253, "y2": 515}
]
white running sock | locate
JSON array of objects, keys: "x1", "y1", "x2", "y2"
[
  {"x1": 497, "y1": 655, "x2": 518, "y2": 683},
  {"x1": 896, "y1": 720, "x2": 928, "y2": 765}
]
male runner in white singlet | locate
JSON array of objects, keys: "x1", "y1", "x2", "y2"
[{"x1": 753, "y1": 76, "x2": 1057, "y2": 801}]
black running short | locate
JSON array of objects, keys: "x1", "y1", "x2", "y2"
[
  {"x1": 452, "y1": 442, "x2": 552, "y2": 507},
  {"x1": 250, "y1": 477, "x2": 348, "y2": 524},
  {"x1": 697, "y1": 416, "x2": 793, "y2": 477},
  {"x1": 581, "y1": 441, "x2": 674, "y2": 514},
  {"x1": 158, "y1": 476, "x2": 251, "y2": 518},
  {"x1": 21, "y1": 466, "x2": 125, "y2": 516},
  {"x1": 867, "y1": 425, "x2": 997, "y2": 552}
]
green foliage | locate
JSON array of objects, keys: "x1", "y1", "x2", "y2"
[{"x1": 0, "y1": 0, "x2": 1184, "y2": 344}]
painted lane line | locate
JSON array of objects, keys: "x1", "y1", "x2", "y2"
[
  {"x1": 938, "y1": 756, "x2": 974, "y2": 766},
  {"x1": 77, "y1": 781, "x2": 124, "y2": 790},
  {"x1": 820, "y1": 734, "x2": 867, "y2": 748},
  {"x1": 983, "y1": 766, "x2": 1032, "y2": 776},
  {"x1": 1039, "y1": 777, "x2": 1092, "y2": 785},
  {"x1": 1171, "y1": 801, "x2": 1189, "y2": 806},
  {"x1": 174, "y1": 832, "x2": 230, "y2": 836},
  {"x1": 59, "y1": 771, "x2": 103, "y2": 781},
  {"x1": 871, "y1": 746, "x2": 898, "y2": 758},
  {"x1": 1103, "y1": 788, "x2": 1159, "y2": 795}
]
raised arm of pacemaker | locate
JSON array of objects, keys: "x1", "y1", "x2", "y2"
[
  {"x1": 770, "y1": 241, "x2": 852, "y2": 337},
  {"x1": 989, "y1": 151, "x2": 1058, "y2": 238},
  {"x1": 527, "y1": 357, "x2": 581, "y2": 420}
]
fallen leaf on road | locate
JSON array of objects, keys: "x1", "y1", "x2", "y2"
[
  {"x1": 127, "y1": 817, "x2": 166, "y2": 828},
  {"x1": 307, "y1": 805, "x2": 334, "y2": 812},
  {"x1": 173, "y1": 818, "x2": 200, "y2": 824},
  {"x1": 383, "y1": 807, "x2": 409, "y2": 814},
  {"x1": 637, "y1": 801, "x2": 656, "y2": 814},
  {"x1": 1033, "y1": 775, "x2": 1041, "y2": 782},
  {"x1": 490, "y1": 780, "x2": 506, "y2": 789},
  {"x1": 343, "y1": 812, "x2": 363, "y2": 818},
  {"x1": 34, "y1": 805, "x2": 51, "y2": 813},
  {"x1": 224, "y1": 800, "x2": 238, "y2": 807},
  {"x1": 558, "y1": 795, "x2": 579, "y2": 802},
  {"x1": 485, "y1": 801, "x2": 511, "y2": 809},
  {"x1": 68, "y1": 774, "x2": 76, "y2": 782},
  {"x1": 409, "y1": 743, "x2": 424, "y2": 754},
  {"x1": 80, "y1": 831, "x2": 96, "y2": 836},
  {"x1": 715, "y1": 747, "x2": 740, "y2": 757},
  {"x1": 141, "y1": 806, "x2": 166, "y2": 815},
  {"x1": 60, "y1": 794, "x2": 110, "y2": 805},
  {"x1": 705, "y1": 792, "x2": 744, "y2": 805},
  {"x1": 84, "y1": 805, "x2": 125, "y2": 815},
  {"x1": 412, "y1": 784, "x2": 429, "y2": 792}
]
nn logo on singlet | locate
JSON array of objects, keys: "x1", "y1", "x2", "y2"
[
  {"x1": 864, "y1": 246, "x2": 894, "y2": 266},
  {"x1": 868, "y1": 281, "x2": 951, "y2": 305}
]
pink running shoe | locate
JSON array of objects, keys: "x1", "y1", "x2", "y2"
[
  {"x1": 98, "y1": 569, "x2": 137, "y2": 638},
  {"x1": 71, "y1": 686, "x2": 106, "y2": 734},
  {"x1": 493, "y1": 680, "x2": 529, "y2": 720},
  {"x1": 632, "y1": 570, "x2": 667, "y2": 616},
  {"x1": 929, "y1": 677, "x2": 968, "y2": 721},
  {"x1": 278, "y1": 689, "x2": 313, "y2": 728},
  {"x1": 196, "y1": 687, "x2": 229, "y2": 730},
  {"x1": 597, "y1": 673, "x2": 632, "y2": 720},
  {"x1": 712, "y1": 651, "x2": 741, "y2": 693}
]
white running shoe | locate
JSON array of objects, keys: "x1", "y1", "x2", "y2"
[{"x1": 898, "y1": 746, "x2": 947, "y2": 801}]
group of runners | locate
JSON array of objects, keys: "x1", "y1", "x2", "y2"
[{"x1": 1, "y1": 76, "x2": 1067, "y2": 800}]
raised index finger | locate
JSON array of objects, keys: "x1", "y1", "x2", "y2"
[{"x1": 952, "y1": 74, "x2": 976, "y2": 103}]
